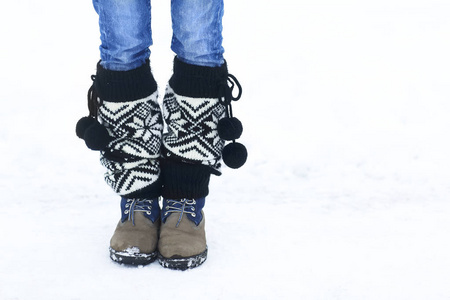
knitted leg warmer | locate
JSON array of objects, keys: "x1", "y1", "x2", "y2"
[
  {"x1": 161, "y1": 56, "x2": 246, "y2": 199},
  {"x1": 76, "y1": 61, "x2": 162, "y2": 198}
]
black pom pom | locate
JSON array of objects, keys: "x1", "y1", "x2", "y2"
[
  {"x1": 76, "y1": 116, "x2": 96, "y2": 139},
  {"x1": 218, "y1": 117, "x2": 243, "y2": 141},
  {"x1": 83, "y1": 121, "x2": 112, "y2": 151},
  {"x1": 222, "y1": 142, "x2": 247, "y2": 169}
]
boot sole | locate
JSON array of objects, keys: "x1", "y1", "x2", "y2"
[
  {"x1": 109, "y1": 247, "x2": 157, "y2": 266},
  {"x1": 158, "y1": 248, "x2": 208, "y2": 271}
]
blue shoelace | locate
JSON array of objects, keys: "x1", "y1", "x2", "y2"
[
  {"x1": 123, "y1": 198, "x2": 155, "y2": 225},
  {"x1": 163, "y1": 199, "x2": 198, "y2": 227}
]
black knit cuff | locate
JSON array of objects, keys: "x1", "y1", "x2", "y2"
[
  {"x1": 160, "y1": 158, "x2": 213, "y2": 199},
  {"x1": 169, "y1": 56, "x2": 228, "y2": 98},
  {"x1": 95, "y1": 60, "x2": 158, "y2": 102},
  {"x1": 123, "y1": 177, "x2": 162, "y2": 200}
]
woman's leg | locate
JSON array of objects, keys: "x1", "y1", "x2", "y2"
[
  {"x1": 158, "y1": 0, "x2": 246, "y2": 270},
  {"x1": 170, "y1": 0, "x2": 225, "y2": 67},
  {"x1": 77, "y1": 0, "x2": 162, "y2": 265},
  {"x1": 93, "y1": 0, "x2": 153, "y2": 71}
]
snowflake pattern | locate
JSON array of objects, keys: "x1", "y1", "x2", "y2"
[
  {"x1": 98, "y1": 91, "x2": 162, "y2": 196},
  {"x1": 162, "y1": 85, "x2": 225, "y2": 170}
]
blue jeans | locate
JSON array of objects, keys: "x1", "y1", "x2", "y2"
[{"x1": 93, "y1": 0, "x2": 225, "y2": 71}]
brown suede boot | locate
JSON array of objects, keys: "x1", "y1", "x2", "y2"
[
  {"x1": 158, "y1": 198, "x2": 207, "y2": 270},
  {"x1": 109, "y1": 198, "x2": 160, "y2": 265}
]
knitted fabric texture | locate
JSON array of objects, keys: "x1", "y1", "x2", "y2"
[
  {"x1": 162, "y1": 84, "x2": 225, "y2": 171},
  {"x1": 99, "y1": 92, "x2": 163, "y2": 197},
  {"x1": 160, "y1": 57, "x2": 228, "y2": 199},
  {"x1": 89, "y1": 61, "x2": 163, "y2": 198}
]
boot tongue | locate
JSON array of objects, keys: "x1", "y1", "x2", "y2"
[
  {"x1": 162, "y1": 198, "x2": 205, "y2": 226},
  {"x1": 120, "y1": 198, "x2": 160, "y2": 224}
]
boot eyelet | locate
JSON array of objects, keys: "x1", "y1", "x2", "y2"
[
  {"x1": 192, "y1": 213, "x2": 196, "y2": 217},
  {"x1": 146, "y1": 211, "x2": 151, "y2": 215},
  {"x1": 124, "y1": 210, "x2": 129, "y2": 214}
]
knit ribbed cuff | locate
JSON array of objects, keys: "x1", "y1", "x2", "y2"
[
  {"x1": 95, "y1": 60, "x2": 158, "y2": 102},
  {"x1": 123, "y1": 177, "x2": 162, "y2": 200},
  {"x1": 160, "y1": 158, "x2": 212, "y2": 199},
  {"x1": 169, "y1": 56, "x2": 228, "y2": 98}
]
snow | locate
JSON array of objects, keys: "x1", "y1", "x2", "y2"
[{"x1": 1, "y1": 0, "x2": 450, "y2": 299}]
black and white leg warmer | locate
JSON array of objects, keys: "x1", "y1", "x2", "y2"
[
  {"x1": 76, "y1": 61, "x2": 162, "y2": 198},
  {"x1": 161, "y1": 57, "x2": 247, "y2": 199}
]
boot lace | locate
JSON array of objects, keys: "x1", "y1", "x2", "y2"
[
  {"x1": 163, "y1": 199, "x2": 197, "y2": 228},
  {"x1": 123, "y1": 198, "x2": 155, "y2": 226}
]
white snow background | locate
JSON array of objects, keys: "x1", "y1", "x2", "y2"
[{"x1": 1, "y1": 0, "x2": 450, "y2": 299}]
